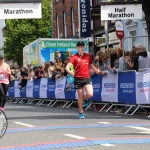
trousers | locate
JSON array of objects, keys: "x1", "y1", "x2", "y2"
[{"x1": 0, "y1": 83, "x2": 9, "y2": 107}]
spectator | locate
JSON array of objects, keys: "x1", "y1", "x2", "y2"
[
  {"x1": 99, "y1": 52, "x2": 110, "y2": 75},
  {"x1": 18, "y1": 67, "x2": 28, "y2": 89},
  {"x1": 108, "y1": 52, "x2": 119, "y2": 74},
  {"x1": 133, "y1": 43, "x2": 150, "y2": 71}
]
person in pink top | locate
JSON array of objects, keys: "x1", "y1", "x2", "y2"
[{"x1": 0, "y1": 52, "x2": 11, "y2": 112}]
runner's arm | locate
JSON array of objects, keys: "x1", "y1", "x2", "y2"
[
  {"x1": 65, "y1": 62, "x2": 75, "y2": 76},
  {"x1": 90, "y1": 64, "x2": 100, "y2": 74},
  {"x1": 3, "y1": 64, "x2": 11, "y2": 75}
]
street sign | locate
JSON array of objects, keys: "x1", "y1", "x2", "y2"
[
  {"x1": 101, "y1": 4, "x2": 142, "y2": 20},
  {"x1": 90, "y1": 10, "x2": 101, "y2": 20},
  {"x1": 115, "y1": 20, "x2": 124, "y2": 40}
]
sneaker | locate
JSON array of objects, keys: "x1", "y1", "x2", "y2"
[
  {"x1": 65, "y1": 87, "x2": 71, "y2": 91},
  {"x1": 79, "y1": 113, "x2": 85, "y2": 119},
  {"x1": 84, "y1": 99, "x2": 89, "y2": 107}
]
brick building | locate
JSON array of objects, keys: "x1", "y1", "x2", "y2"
[
  {"x1": 53, "y1": 0, "x2": 118, "y2": 54},
  {"x1": 53, "y1": 0, "x2": 79, "y2": 38}
]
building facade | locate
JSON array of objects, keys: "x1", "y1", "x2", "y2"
[
  {"x1": 53, "y1": 0, "x2": 78, "y2": 38},
  {"x1": 122, "y1": 15, "x2": 149, "y2": 52}
]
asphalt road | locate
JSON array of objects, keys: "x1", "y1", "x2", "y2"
[{"x1": 0, "y1": 103, "x2": 150, "y2": 150}]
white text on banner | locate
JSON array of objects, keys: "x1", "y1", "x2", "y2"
[
  {"x1": 136, "y1": 71, "x2": 150, "y2": 104},
  {"x1": 39, "y1": 78, "x2": 48, "y2": 98},
  {"x1": 26, "y1": 80, "x2": 33, "y2": 98},
  {"x1": 14, "y1": 80, "x2": 20, "y2": 97},
  {"x1": 101, "y1": 74, "x2": 118, "y2": 102},
  {"x1": 55, "y1": 77, "x2": 66, "y2": 99}
]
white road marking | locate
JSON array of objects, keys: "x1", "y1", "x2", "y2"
[
  {"x1": 64, "y1": 134, "x2": 86, "y2": 139},
  {"x1": 98, "y1": 122, "x2": 112, "y2": 124},
  {"x1": 101, "y1": 144, "x2": 115, "y2": 147},
  {"x1": 126, "y1": 126, "x2": 150, "y2": 132},
  {"x1": 14, "y1": 122, "x2": 35, "y2": 127}
]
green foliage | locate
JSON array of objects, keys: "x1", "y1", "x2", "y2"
[{"x1": 3, "y1": 0, "x2": 52, "y2": 66}]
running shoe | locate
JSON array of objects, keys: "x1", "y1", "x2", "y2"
[
  {"x1": 84, "y1": 99, "x2": 89, "y2": 107},
  {"x1": 79, "y1": 113, "x2": 85, "y2": 119},
  {"x1": 65, "y1": 87, "x2": 71, "y2": 91}
]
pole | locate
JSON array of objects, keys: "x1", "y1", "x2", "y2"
[
  {"x1": 120, "y1": 39, "x2": 123, "y2": 48},
  {"x1": 105, "y1": 20, "x2": 109, "y2": 49},
  {"x1": 78, "y1": 0, "x2": 81, "y2": 38}
]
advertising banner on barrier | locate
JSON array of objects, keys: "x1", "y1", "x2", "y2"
[
  {"x1": 8, "y1": 82, "x2": 15, "y2": 97},
  {"x1": 55, "y1": 77, "x2": 66, "y2": 99},
  {"x1": 65, "y1": 81, "x2": 76, "y2": 100},
  {"x1": 118, "y1": 72, "x2": 136, "y2": 104},
  {"x1": 20, "y1": 86, "x2": 26, "y2": 98},
  {"x1": 14, "y1": 81, "x2": 20, "y2": 97},
  {"x1": 26, "y1": 80, "x2": 33, "y2": 98},
  {"x1": 89, "y1": 75, "x2": 102, "y2": 101},
  {"x1": 39, "y1": 78, "x2": 48, "y2": 98},
  {"x1": 33, "y1": 79, "x2": 40, "y2": 98},
  {"x1": 136, "y1": 71, "x2": 150, "y2": 104},
  {"x1": 47, "y1": 78, "x2": 55, "y2": 99},
  {"x1": 101, "y1": 74, "x2": 118, "y2": 102}
]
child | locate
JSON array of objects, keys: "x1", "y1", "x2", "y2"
[{"x1": 65, "y1": 65, "x2": 74, "y2": 91}]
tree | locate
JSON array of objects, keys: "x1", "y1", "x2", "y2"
[{"x1": 3, "y1": 0, "x2": 52, "y2": 66}]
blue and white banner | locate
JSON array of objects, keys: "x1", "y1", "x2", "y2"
[
  {"x1": 33, "y1": 79, "x2": 40, "y2": 98},
  {"x1": 101, "y1": 74, "x2": 118, "y2": 102},
  {"x1": 20, "y1": 86, "x2": 26, "y2": 98},
  {"x1": 89, "y1": 75, "x2": 102, "y2": 101},
  {"x1": 14, "y1": 80, "x2": 20, "y2": 97},
  {"x1": 118, "y1": 72, "x2": 136, "y2": 104},
  {"x1": 26, "y1": 80, "x2": 33, "y2": 98},
  {"x1": 7, "y1": 72, "x2": 150, "y2": 105},
  {"x1": 65, "y1": 81, "x2": 76, "y2": 100},
  {"x1": 79, "y1": 0, "x2": 91, "y2": 37},
  {"x1": 55, "y1": 77, "x2": 66, "y2": 99},
  {"x1": 8, "y1": 82, "x2": 15, "y2": 97},
  {"x1": 47, "y1": 78, "x2": 55, "y2": 99},
  {"x1": 136, "y1": 71, "x2": 150, "y2": 104},
  {"x1": 39, "y1": 78, "x2": 48, "y2": 98}
]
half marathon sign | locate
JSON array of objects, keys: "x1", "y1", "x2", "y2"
[
  {"x1": 0, "y1": 2, "x2": 41, "y2": 19},
  {"x1": 101, "y1": 4, "x2": 142, "y2": 20}
]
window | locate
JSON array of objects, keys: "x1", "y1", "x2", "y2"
[
  {"x1": 63, "y1": 11, "x2": 67, "y2": 38},
  {"x1": 130, "y1": 31, "x2": 137, "y2": 47},
  {"x1": 71, "y1": 8, "x2": 75, "y2": 36},
  {"x1": 56, "y1": 14, "x2": 60, "y2": 38}
]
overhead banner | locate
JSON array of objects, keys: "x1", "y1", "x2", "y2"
[
  {"x1": 79, "y1": 0, "x2": 91, "y2": 37},
  {"x1": 0, "y1": 3, "x2": 41, "y2": 19},
  {"x1": 101, "y1": 4, "x2": 142, "y2": 20}
]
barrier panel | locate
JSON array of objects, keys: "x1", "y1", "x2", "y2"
[{"x1": 7, "y1": 71, "x2": 150, "y2": 104}]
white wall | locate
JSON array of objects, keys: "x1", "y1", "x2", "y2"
[{"x1": 0, "y1": 19, "x2": 5, "y2": 49}]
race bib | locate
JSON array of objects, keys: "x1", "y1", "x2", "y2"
[{"x1": 0, "y1": 74, "x2": 5, "y2": 80}]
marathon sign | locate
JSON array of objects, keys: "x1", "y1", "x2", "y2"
[
  {"x1": 0, "y1": 3, "x2": 41, "y2": 19},
  {"x1": 101, "y1": 4, "x2": 142, "y2": 20},
  {"x1": 79, "y1": 0, "x2": 91, "y2": 37}
]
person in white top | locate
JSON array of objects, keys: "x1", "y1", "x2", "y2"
[{"x1": 0, "y1": 52, "x2": 11, "y2": 112}]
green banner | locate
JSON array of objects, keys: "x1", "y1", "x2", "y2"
[{"x1": 40, "y1": 40, "x2": 88, "y2": 48}]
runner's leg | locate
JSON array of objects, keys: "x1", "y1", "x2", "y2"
[
  {"x1": 84, "y1": 84, "x2": 93, "y2": 100},
  {"x1": 77, "y1": 88, "x2": 84, "y2": 113}
]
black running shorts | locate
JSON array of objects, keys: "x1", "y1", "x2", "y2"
[{"x1": 74, "y1": 78, "x2": 92, "y2": 89}]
